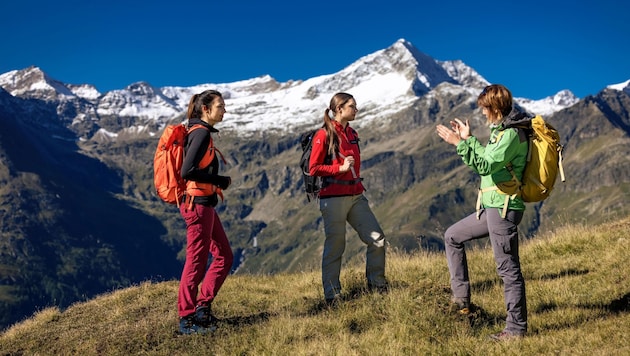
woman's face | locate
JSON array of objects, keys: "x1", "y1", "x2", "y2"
[
  {"x1": 337, "y1": 98, "x2": 358, "y2": 122},
  {"x1": 482, "y1": 106, "x2": 490, "y2": 120},
  {"x1": 204, "y1": 97, "x2": 226, "y2": 125},
  {"x1": 482, "y1": 106, "x2": 498, "y2": 124}
]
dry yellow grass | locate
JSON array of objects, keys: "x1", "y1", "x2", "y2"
[{"x1": 1, "y1": 217, "x2": 629, "y2": 355}]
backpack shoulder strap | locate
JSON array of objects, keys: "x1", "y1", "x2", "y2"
[
  {"x1": 188, "y1": 124, "x2": 226, "y2": 167},
  {"x1": 187, "y1": 123, "x2": 208, "y2": 134}
]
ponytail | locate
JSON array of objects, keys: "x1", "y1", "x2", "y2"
[
  {"x1": 186, "y1": 94, "x2": 200, "y2": 119},
  {"x1": 322, "y1": 108, "x2": 338, "y2": 155}
]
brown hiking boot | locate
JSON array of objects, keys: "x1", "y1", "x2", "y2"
[
  {"x1": 450, "y1": 297, "x2": 471, "y2": 315},
  {"x1": 489, "y1": 330, "x2": 525, "y2": 341}
]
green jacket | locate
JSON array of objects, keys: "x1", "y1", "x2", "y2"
[{"x1": 456, "y1": 115, "x2": 529, "y2": 211}]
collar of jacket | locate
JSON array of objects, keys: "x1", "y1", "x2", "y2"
[
  {"x1": 501, "y1": 108, "x2": 534, "y2": 129},
  {"x1": 188, "y1": 118, "x2": 219, "y2": 133},
  {"x1": 332, "y1": 119, "x2": 346, "y2": 130}
]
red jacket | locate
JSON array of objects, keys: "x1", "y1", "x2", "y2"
[{"x1": 309, "y1": 121, "x2": 364, "y2": 197}]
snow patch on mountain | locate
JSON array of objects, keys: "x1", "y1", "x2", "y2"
[
  {"x1": 98, "y1": 82, "x2": 181, "y2": 120},
  {"x1": 608, "y1": 79, "x2": 630, "y2": 92},
  {"x1": 515, "y1": 90, "x2": 579, "y2": 116},
  {"x1": 210, "y1": 72, "x2": 416, "y2": 134},
  {"x1": 68, "y1": 84, "x2": 101, "y2": 101},
  {"x1": 438, "y1": 59, "x2": 489, "y2": 89}
]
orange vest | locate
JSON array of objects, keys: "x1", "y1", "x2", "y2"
[{"x1": 185, "y1": 125, "x2": 226, "y2": 202}]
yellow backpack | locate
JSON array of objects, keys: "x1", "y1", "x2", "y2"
[{"x1": 505, "y1": 115, "x2": 566, "y2": 202}]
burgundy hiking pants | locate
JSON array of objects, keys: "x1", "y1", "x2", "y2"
[{"x1": 178, "y1": 203, "x2": 233, "y2": 318}]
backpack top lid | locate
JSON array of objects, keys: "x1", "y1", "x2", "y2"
[
  {"x1": 300, "y1": 130, "x2": 315, "y2": 151},
  {"x1": 501, "y1": 110, "x2": 533, "y2": 128}
]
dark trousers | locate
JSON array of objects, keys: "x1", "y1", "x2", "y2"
[{"x1": 444, "y1": 208, "x2": 527, "y2": 334}]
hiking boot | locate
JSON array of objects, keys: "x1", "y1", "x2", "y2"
[
  {"x1": 367, "y1": 282, "x2": 389, "y2": 294},
  {"x1": 325, "y1": 294, "x2": 342, "y2": 307},
  {"x1": 488, "y1": 330, "x2": 525, "y2": 341},
  {"x1": 450, "y1": 297, "x2": 471, "y2": 315},
  {"x1": 194, "y1": 305, "x2": 217, "y2": 330},
  {"x1": 179, "y1": 315, "x2": 211, "y2": 335}
]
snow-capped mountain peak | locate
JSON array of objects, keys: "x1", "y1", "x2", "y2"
[
  {"x1": 0, "y1": 66, "x2": 74, "y2": 99},
  {"x1": 0, "y1": 39, "x2": 591, "y2": 140},
  {"x1": 608, "y1": 79, "x2": 630, "y2": 93},
  {"x1": 438, "y1": 59, "x2": 489, "y2": 89},
  {"x1": 515, "y1": 89, "x2": 579, "y2": 116},
  {"x1": 0, "y1": 66, "x2": 103, "y2": 103},
  {"x1": 97, "y1": 81, "x2": 181, "y2": 120}
]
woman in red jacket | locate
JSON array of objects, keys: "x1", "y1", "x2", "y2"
[
  {"x1": 178, "y1": 89, "x2": 233, "y2": 334},
  {"x1": 309, "y1": 92, "x2": 387, "y2": 304}
]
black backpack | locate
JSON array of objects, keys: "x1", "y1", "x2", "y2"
[{"x1": 299, "y1": 128, "x2": 331, "y2": 202}]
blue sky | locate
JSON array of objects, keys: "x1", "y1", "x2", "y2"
[{"x1": 1, "y1": 0, "x2": 628, "y2": 100}]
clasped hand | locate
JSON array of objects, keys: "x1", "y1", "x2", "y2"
[{"x1": 436, "y1": 118, "x2": 471, "y2": 146}]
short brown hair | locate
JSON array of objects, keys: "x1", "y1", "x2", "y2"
[{"x1": 477, "y1": 84, "x2": 512, "y2": 124}]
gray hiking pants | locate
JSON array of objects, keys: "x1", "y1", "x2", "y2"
[
  {"x1": 444, "y1": 208, "x2": 527, "y2": 334},
  {"x1": 319, "y1": 194, "x2": 386, "y2": 300}
]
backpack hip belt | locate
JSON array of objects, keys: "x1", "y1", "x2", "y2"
[
  {"x1": 324, "y1": 177, "x2": 363, "y2": 186},
  {"x1": 476, "y1": 185, "x2": 518, "y2": 219},
  {"x1": 183, "y1": 188, "x2": 224, "y2": 209}
]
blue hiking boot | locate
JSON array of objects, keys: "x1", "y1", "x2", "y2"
[
  {"x1": 179, "y1": 315, "x2": 211, "y2": 335},
  {"x1": 194, "y1": 305, "x2": 218, "y2": 330}
]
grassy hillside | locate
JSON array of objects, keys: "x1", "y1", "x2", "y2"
[{"x1": 1, "y1": 216, "x2": 629, "y2": 355}]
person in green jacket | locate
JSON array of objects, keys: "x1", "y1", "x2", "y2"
[{"x1": 436, "y1": 84, "x2": 529, "y2": 341}]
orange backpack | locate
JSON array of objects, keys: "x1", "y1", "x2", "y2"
[{"x1": 153, "y1": 124, "x2": 206, "y2": 206}]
